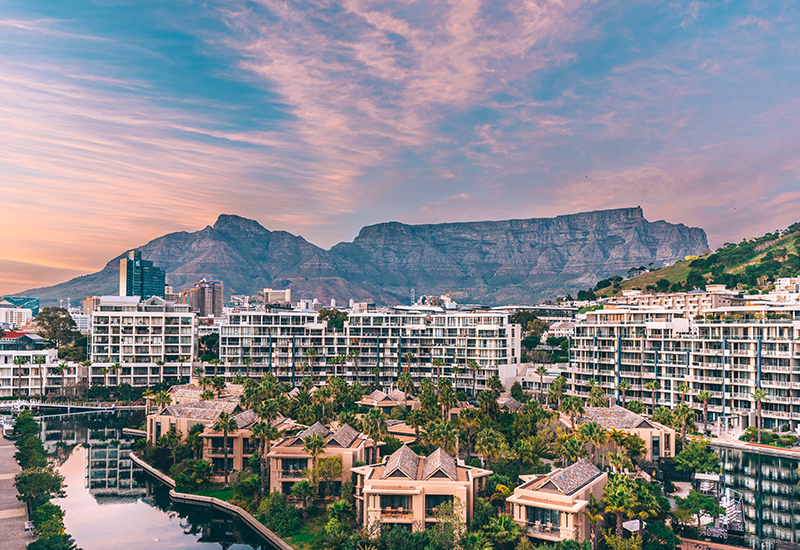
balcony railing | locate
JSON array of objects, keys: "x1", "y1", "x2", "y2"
[
  {"x1": 281, "y1": 470, "x2": 306, "y2": 478},
  {"x1": 381, "y1": 508, "x2": 413, "y2": 520}
]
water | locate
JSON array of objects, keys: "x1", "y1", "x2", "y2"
[
  {"x1": 37, "y1": 410, "x2": 272, "y2": 550},
  {"x1": 715, "y1": 445, "x2": 800, "y2": 547}
]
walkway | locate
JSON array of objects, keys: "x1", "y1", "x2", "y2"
[{"x1": 0, "y1": 437, "x2": 29, "y2": 550}]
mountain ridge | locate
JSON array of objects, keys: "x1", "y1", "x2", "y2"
[{"x1": 12, "y1": 207, "x2": 709, "y2": 306}]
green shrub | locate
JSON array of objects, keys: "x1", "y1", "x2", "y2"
[{"x1": 258, "y1": 492, "x2": 302, "y2": 536}]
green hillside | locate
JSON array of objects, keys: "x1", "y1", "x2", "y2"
[{"x1": 581, "y1": 222, "x2": 800, "y2": 299}]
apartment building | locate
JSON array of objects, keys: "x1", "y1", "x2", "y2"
[
  {"x1": 352, "y1": 445, "x2": 492, "y2": 532},
  {"x1": 217, "y1": 304, "x2": 521, "y2": 394},
  {"x1": 0, "y1": 300, "x2": 33, "y2": 328},
  {"x1": 267, "y1": 422, "x2": 379, "y2": 495},
  {"x1": 603, "y1": 288, "x2": 744, "y2": 318},
  {"x1": 566, "y1": 303, "x2": 800, "y2": 432},
  {"x1": 0, "y1": 331, "x2": 77, "y2": 397},
  {"x1": 89, "y1": 296, "x2": 196, "y2": 386},
  {"x1": 507, "y1": 459, "x2": 607, "y2": 543}
]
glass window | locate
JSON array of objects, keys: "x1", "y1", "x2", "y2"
[
  {"x1": 652, "y1": 436, "x2": 660, "y2": 460},
  {"x1": 526, "y1": 506, "x2": 561, "y2": 526},
  {"x1": 380, "y1": 495, "x2": 410, "y2": 510},
  {"x1": 282, "y1": 458, "x2": 308, "y2": 471}
]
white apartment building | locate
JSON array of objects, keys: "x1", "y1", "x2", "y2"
[
  {"x1": 89, "y1": 296, "x2": 196, "y2": 386},
  {"x1": 0, "y1": 300, "x2": 33, "y2": 328},
  {"x1": 0, "y1": 332, "x2": 79, "y2": 397},
  {"x1": 217, "y1": 304, "x2": 521, "y2": 393},
  {"x1": 566, "y1": 304, "x2": 800, "y2": 432},
  {"x1": 602, "y1": 288, "x2": 744, "y2": 318}
]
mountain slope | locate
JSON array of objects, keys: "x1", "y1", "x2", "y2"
[{"x1": 13, "y1": 207, "x2": 708, "y2": 306}]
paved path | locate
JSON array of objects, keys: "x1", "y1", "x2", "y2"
[{"x1": 0, "y1": 437, "x2": 29, "y2": 550}]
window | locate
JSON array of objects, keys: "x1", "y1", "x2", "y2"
[
  {"x1": 526, "y1": 506, "x2": 561, "y2": 527},
  {"x1": 380, "y1": 495, "x2": 410, "y2": 510},
  {"x1": 425, "y1": 494, "x2": 453, "y2": 515},
  {"x1": 282, "y1": 458, "x2": 308, "y2": 472},
  {"x1": 652, "y1": 436, "x2": 660, "y2": 460}
]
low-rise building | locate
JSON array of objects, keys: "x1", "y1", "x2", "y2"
[
  {"x1": 568, "y1": 405, "x2": 676, "y2": 462},
  {"x1": 352, "y1": 445, "x2": 492, "y2": 532},
  {"x1": 0, "y1": 332, "x2": 74, "y2": 397},
  {"x1": 507, "y1": 458, "x2": 607, "y2": 543},
  {"x1": 146, "y1": 399, "x2": 243, "y2": 443},
  {"x1": 357, "y1": 389, "x2": 419, "y2": 413},
  {"x1": 268, "y1": 422, "x2": 379, "y2": 495}
]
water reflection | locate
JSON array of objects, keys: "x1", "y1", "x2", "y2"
[
  {"x1": 38, "y1": 411, "x2": 269, "y2": 550},
  {"x1": 716, "y1": 446, "x2": 800, "y2": 546}
]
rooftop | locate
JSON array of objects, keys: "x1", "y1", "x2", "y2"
[
  {"x1": 518, "y1": 458, "x2": 604, "y2": 496},
  {"x1": 577, "y1": 405, "x2": 654, "y2": 431}
]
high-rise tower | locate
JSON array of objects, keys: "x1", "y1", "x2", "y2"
[{"x1": 119, "y1": 250, "x2": 166, "y2": 299}]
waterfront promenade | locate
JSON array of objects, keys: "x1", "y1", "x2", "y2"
[{"x1": 0, "y1": 437, "x2": 28, "y2": 550}]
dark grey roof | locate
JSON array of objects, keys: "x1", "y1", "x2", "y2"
[
  {"x1": 299, "y1": 422, "x2": 331, "y2": 440},
  {"x1": 162, "y1": 400, "x2": 240, "y2": 421},
  {"x1": 497, "y1": 396, "x2": 523, "y2": 412},
  {"x1": 331, "y1": 424, "x2": 358, "y2": 447},
  {"x1": 388, "y1": 389, "x2": 418, "y2": 402},
  {"x1": 578, "y1": 405, "x2": 652, "y2": 430},
  {"x1": 382, "y1": 445, "x2": 420, "y2": 479},
  {"x1": 422, "y1": 448, "x2": 457, "y2": 481},
  {"x1": 233, "y1": 409, "x2": 259, "y2": 429},
  {"x1": 549, "y1": 458, "x2": 603, "y2": 495},
  {"x1": 366, "y1": 389, "x2": 389, "y2": 402}
]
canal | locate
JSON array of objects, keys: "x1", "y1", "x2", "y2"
[
  {"x1": 37, "y1": 410, "x2": 272, "y2": 550},
  {"x1": 714, "y1": 445, "x2": 800, "y2": 547}
]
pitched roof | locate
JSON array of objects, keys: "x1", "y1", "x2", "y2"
[
  {"x1": 388, "y1": 389, "x2": 418, "y2": 402},
  {"x1": 422, "y1": 448, "x2": 457, "y2": 481},
  {"x1": 382, "y1": 445, "x2": 420, "y2": 479},
  {"x1": 161, "y1": 400, "x2": 240, "y2": 421},
  {"x1": 233, "y1": 409, "x2": 259, "y2": 429},
  {"x1": 299, "y1": 422, "x2": 331, "y2": 440},
  {"x1": 331, "y1": 424, "x2": 358, "y2": 447},
  {"x1": 548, "y1": 458, "x2": 604, "y2": 496},
  {"x1": 497, "y1": 396, "x2": 523, "y2": 412},
  {"x1": 578, "y1": 405, "x2": 654, "y2": 430}
]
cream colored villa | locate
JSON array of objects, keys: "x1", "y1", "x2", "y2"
[
  {"x1": 267, "y1": 422, "x2": 379, "y2": 495},
  {"x1": 507, "y1": 459, "x2": 607, "y2": 543},
  {"x1": 147, "y1": 399, "x2": 243, "y2": 443},
  {"x1": 569, "y1": 405, "x2": 676, "y2": 461},
  {"x1": 352, "y1": 445, "x2": 492, "y2": 532},
  {"x1": 357, "y1": 389, "x2": 420, "y2": 413}
]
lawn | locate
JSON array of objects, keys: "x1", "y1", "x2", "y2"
[
  {"x1": 195, "y1": 484, "x2": 236, "y2": 501},
  {"x1": 284, "y1": 511, "x2": 327, "y2": 550}
]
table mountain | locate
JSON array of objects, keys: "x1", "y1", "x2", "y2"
[{"x1": 14, "y1": 207, "x2": 708, "y2": 306}]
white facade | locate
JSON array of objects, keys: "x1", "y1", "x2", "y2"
[
  {"x1": 89, "y1": 296, "x2": 197, "y2": 386},
  {"x1": 0, "y1": 348, "x2": 77, "y2": 398},
  {"x1": 0, "y1": 302, "x2": 33, "y2": 328}
]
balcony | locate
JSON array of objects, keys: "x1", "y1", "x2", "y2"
[
  {"x1": 281, "y1": 470, "x2": 306, "y2": 478},
  {"x1": 381, "y1": 508, "x2": 413, "y2": 520}
]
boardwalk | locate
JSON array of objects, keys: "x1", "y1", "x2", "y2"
[{"x1": 0, "y1": 437, "x2": 29, "y2": 550}]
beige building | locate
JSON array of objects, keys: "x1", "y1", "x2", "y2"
[
  {"x1": 147, "y1": 399, "x2": 242, "y2": 443},
  {"x1": 570, "y1": 405, "x2": 676, "y2": 462},
  {"x1": 352, "y1": 445, "x2": 492, "y2": 532},
  {"x1": 507, "y1": 459, "x2": 607, "y2": 543},
  {"x1": 603, "y1": 289, "x2": 743, "y2": 318},
  {"x1": 357, "y1": 389, "x2": 420, "y2": 413},
  {"x1": 267, "y1": 422, "x2": 379, "y2": 495}
]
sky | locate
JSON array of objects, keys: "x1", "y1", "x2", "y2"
[{"x1": 1, "y1": 0, "x2": 799, "y2": 295}]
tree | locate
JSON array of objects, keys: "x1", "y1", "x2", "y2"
[
  {"x1": 439, "y1": 381, "x2": 456, "y2": 419},
  {"x1": 676, "y1": 490, "x2": 724, "y2": 528},
  {"x1": 627, "y1": 401, "x2": 645, "y2": 415},
  {"x1": 15, "y1": 466, "x2": 66, "y2": 509},
  {"x1": 673, "y1": 403, "x2": 695, "y2": 444},
  {"x1": 577, "y1": 422, "x2": 609, "y2": 463},
  {"x1": 212, "y1": 412, "x2": 238, "y2": 486},
  {"x1": 751, "y1": 388, "x2": 770, "y2": 443},
  {"x1": 428, "y1": 498, "x2": 467, "y2": 550},
  {"x1": 212, "y1": 376, "x2": 226, "y2": 397},
  {"x1": 676, "y1": 384, "x2": 689, "y2": 405},
  {"x1": 608, "y1": 452, "x2": 633, "y2": 474},
  {"x1": 154, "y1": 390, "x2": 172, "y2": 412},
  {"x1": 604, "y1": 529, "x2": 642, "y2": 550},
  {"x1": 302, "y1": 432, "x2": 327, "y2": 489},
  {"x1": 652, "y1": 406, "x2": 673, "y2": 427},
  {"x1": 535, "y1": 365, "x2": 548, "y2": 405},
  {"x1": 696, "y1": 390, "x2": 712, "y2": 435},
  {"x1": 314, "y1": 455, "x2": 343, "y2": 498},
  {"x1": 200, "y1": 389, "x2": 214, "y2": 400},
  {"x1": 584, "y1": 493, "x2": 604, "y2": 550},
  {"x1": 645, "y1": 381, "x2": 661, "y2": 415},
  {"x1": 291, "y1": 481, "x2": 315, "y2": 517},
  {"x1": 160, "y1": 427, "x2": 184, "y2": 466},
  {"x1": 34, "y1": 307, "x2": 77, "y2": 348},
  {"x1": 605, "y1": 473, "x2": 635, "y2": 537},
  {"x1": 251, "y1": 421, "x2": 280, "y2": 499},
  {"x1": 55, "y1": 363, "x2": 70, "y2": 398},
  {"x1": 397, "y1": 372, "x2": 414, "y2": 411},
  {"x1": 361, "y1": 409, "x2": 387, "y2": 448},
  {"x1": 623, "y1": 434, "x2": 646, "y2": 462},
  {"x1": 475, "y1": 428, "x2": 507, "y2": 470},
  {"x1": 485, "y1": 514, "x2": 521, "y2": 550},
  {"x1": 422, "y1": 420, "x2": 457, "y2": 454},
  {"x1": 487, "y1": 374, "x2": 504, "y2": 393},
  {"x1": 559, "y1": 437, "x2": 588, "y2": 464},
  {"x1": 13, "y1": 357, "x2": 27, "y2": 397},
  {"x1": 642, "y1": 520, "x2": 681, "y2": 550},
  {"x1": 616, "y1": 380, "x2": 631, "y2": 408},
  {"x1": 631, "y1": 482, "x2": 661, "y2": 536},
  {"x1": 548, "y1": 376, "x2": 567, "y2": 409},
  {"x1": 402, "y1": 351, "x2": 415, "y2": 374},
  {"x1": 468, "y1": 360, "x2": 480, "y2": 398},
  {"x1": 674, "y1": 439, "x2": 721, "y2": 474},
  {"x1": 560, "y1": 395, "x2": 585, "y2": 429}
]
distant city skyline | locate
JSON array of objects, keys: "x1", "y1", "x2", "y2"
[{"x1": 2, "y1": 1, "x2": 799, "y2": 294}]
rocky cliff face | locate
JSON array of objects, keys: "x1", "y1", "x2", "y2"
[{"x1": 17, "y1": 207, "x2": 708, "y2": 306}]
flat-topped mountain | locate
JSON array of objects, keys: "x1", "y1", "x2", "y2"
[{"x1": 15, "y1": 207, "x2": 708, "y2": 306}]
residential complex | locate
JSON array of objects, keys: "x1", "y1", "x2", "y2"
[
  {"x1": 564, "y1": 303, "x2": 800, "y2": 432},
  {"x1": 352, "y1": 445, "x2": 492, "y2": 532},
  {"x1": 602, "y1": 287, "x2": 745, "y2": 317},
  {"x1": 183, "y1": 279, "x2": 224, "y2": 317},
  {"x1": 0, "y1": 331, "x2": 76, "y2": 397}
]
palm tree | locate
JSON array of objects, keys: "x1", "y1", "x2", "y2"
[
  {"x1": 439, "y1": 381, "x2": 456, "y2": 419},
  {"x1": 485, "y1": 515, "x2": 521, "y2": 550},
  {"x1": 559, "y1": 437, "x2": 587, "y2": 464},
  {"x1": 302, "y1": 432, "x2": 327, "y2": 488},
  {"x1": 242, "y1": 357, "x2": 252, "y2": 379},
  {"x1": 560, "y1": 395, "x2": 585, "y2": 429},
  {"x1": 584, "y1": 494, "x2": 604, "y2": 550},
  {"x1": 212, "y1": 412, "x2": 239, "y2": 486},
  {"x1": 193, "y1": 366, "x2": 204, "y2": 381},
  {"x1": 212, "y1": 376, "x2": 226, "y2": 397},
  {"x1": 109, "y1": 361, "x2": 121, "y2": 387},
  {"x1": 751, "y1": 389, "x2": 769, "y2": 444},
  {"x1": 349, "y1": 349, "x2": 360, "y2": 379},
  {"x1": 490, "y1": 483, "x2": 513, "y2": 514},
  {"x1": 250, "y1": 421, "x2": 280, "y2": 499},
  {"x1": 513, "y1": 436, "x2": 546, "y2": 471},
  {"x1": 677, "y1": 383, "x2": 690, "y2": 405},
  {"x1": 432, "y1": 358, "x2": 445, "y2": 388},
  {"x1": 98, "y1": 367, "x2": 109, "y2": 390},
  {"x1": 370, "y1": 367, "x2": 380, "y2": 392},
  {"x1": 156, "y1": 360, "x2": 165, "y2": 383},
  {"x1": 209, "y1": 358, "x2": 221, "y2": 376},
  {"x1": 56, "y1": 363, "x2": 70, "y2": 398},
  {"x1": 33, "y1": 356, "x2": 46, "y2": 397},
  {"x1": 422, "y1": 420, "x2": 457, "y2": 454},
  {"x1": 402, "y1": 352, "x2": 415, "y2": 385},
  {"x1": 13, "y1": 357, "x2": 27, "y2": 397},
  {"x1": 313, "y1": 386, "x2": 332, "y2": 420},
  {"x1": 616, "y1": 380, "x2": 631, "y2": 408},
  {"x1": 361, "y1": 409, "x2": 387, "y2": 453},
  {"x1": 631, "y1": 482, "x2": 661, "y2": 536},
  {"x1": 397, "y1": 372, "x2": 414, "y2": 411},
  {"x1": 487, "y1": 374, "x2": 503, "y2": 394},
  {"x1": 475, "y1": 428, "x2": 507, "y2": 470},
  {"x1": 548, "y1": 376, "x2": 566, "y2": 409},
  {"x1": 306, "y1": 349, "x2": 318, "y2": 378},
  {"x1": 673, "y1": 403, "x2": 695, "y2": 444},
  {"x1": 406, "y1": 409, "x2": 426, "y2": 442},
  {"x1": 468, "y1": 360, "x2": 480, "y2": 398},
  {"x1": 577, "y1": 421, "x2": 609, "y2": 463},
  {"x1": 154, "y1": 390, "x2": 172, "y2": 412},
  {"x1": 200, "y1": 389, "x2": 215, "y2": 400},
  {"x1": 535, "y1": 365, "x2": 548, "y2": 404},
  {"x1": 607, "y1": 451, "x2": 633, "y2": 474},
  {"x1": 456, "y1": 408, "x2": 481, "y2": 456},
  {"x1": 645, "y1": 380, "x2": 661, "y2": 415},
  {"x1": 696, "y1": 390, "x2": 712, "y2": 435},
  {"x1": 604, "y1": 474, "x2": 635, "y2": 537}
]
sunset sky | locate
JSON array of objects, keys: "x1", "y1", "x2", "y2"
[{"x1": 1, "y1": 1, "x2": 799, "y2": 295}]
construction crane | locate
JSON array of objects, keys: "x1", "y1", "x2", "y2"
[{"x1": 445, "y1": 291, "x2": 467, "y2": 300}]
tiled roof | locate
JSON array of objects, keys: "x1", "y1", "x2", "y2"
[
  {"x1": 331, "y1": 424, "x2": 358, "y2": 447},
  {"x1": 422, "y1": 448, "x2": 457, "y2": 480},
  {"x1": 549, "y1": 458, "x2": 603, "y2": 496},
  {"x1": 299, "y1": 422, "x2": 331, "y2": 440},
  {"x1": 233, "y1": 409, "x2": 259, "y2": 429},
  {"x1": 382, "y1": 445, "x2": 420, "y2": 480},
  {"x1": 366, "y1": 389, "x2": 388, "y2": 402},
  {"x1": 161, "y1": 400, "x2": 240, "y2": 421},
  {"x1": 497, "y1": 396, "x2": 523, "y2": 412},
  {"x1": 388, "y1": 389, "x2": 418, "y2": 402},
  {"x1": 578, "y1": 405, "x2": 651, "y2": 430}
]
